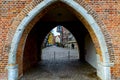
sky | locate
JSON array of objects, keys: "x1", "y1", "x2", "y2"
[{"x1": 52, "y1": 27, "x2": 60, "y2": 36}]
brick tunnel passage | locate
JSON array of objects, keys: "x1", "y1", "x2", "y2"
[
  {"x1": 19, "y1": 3, "x2": 101, "y2": 80},
  {"x1": 20, "y1": 21, "x2": 100, "y2": 80},
  {"x1": 20, "y1": 46, "x2": 100, "y2": 80}
]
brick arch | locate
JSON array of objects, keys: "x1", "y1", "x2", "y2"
[
  {"x1": 74, "y1": 0, "x2": 115, "y2": 64},
  {"x1": 7, "y1": 0, "x2": 113, "y2": 80}
]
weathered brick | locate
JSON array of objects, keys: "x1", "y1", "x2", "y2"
[{"x1": 0, "y1": 0, "x2": 120, "y2": 79}]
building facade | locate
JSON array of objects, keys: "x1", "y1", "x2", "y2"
[
  {"x1": 62, "y1": 27, "x2": 78, "y2": 49},
  {"x1": 0, "y1": 0, "x2": 120, "y2": 80},
  {"x1": 42, "y1": 32, "x2": 55, "y2": 47},
  {"x1": 55, "y1": 35, "x2": 61, "y2": 43}
]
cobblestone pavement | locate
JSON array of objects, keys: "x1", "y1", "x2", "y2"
[{"x1": 20, "y1": 46, "x2": 101, "y2": 80}]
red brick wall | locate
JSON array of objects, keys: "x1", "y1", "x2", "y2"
[
  {"x1": 0, "y1": 0, "x2": 32, "y2": 78},
  {"x1": 23, "y1": 29, "x2": 39, "y2": 74},
  {"x1": 0, "y1": 0, "x2": 120, "y2": 79},
  {"x1": 77, "y1": 1, "x2": 120, "y2": 79}
]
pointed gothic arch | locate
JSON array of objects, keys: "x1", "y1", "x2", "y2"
[{"x1": 7, "y1": 0, "x2": 112, "y2": 80}]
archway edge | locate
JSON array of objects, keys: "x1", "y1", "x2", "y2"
[
  {"x1": 7, "y1": 0, "x2": 112, "y2": 80},
  {"x1": 8, "y1": 0, "x2": 110, "y2": 64}
]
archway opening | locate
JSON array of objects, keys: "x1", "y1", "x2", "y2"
[
  {"x1": 41, "y1": 26, "x2": 79, "y2": 61},
  {"x1": 21, "y1": 23, "x2": 99, "y2": 79},
  {"x1": 19, "y1": 2, "x2": 100, "y2": 79}
]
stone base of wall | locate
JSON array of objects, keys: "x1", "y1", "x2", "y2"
[{"x1": 96, "y1": 54, "x2": 113, "y2": 80}]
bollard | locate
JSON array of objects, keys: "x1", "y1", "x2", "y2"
[
  {"x1": 68, "y1": 51, "x2": 70, "y2": 60},
  {"x1": 7, "y1": 64, "x2": 18, "y2": 80},
  {"x1": 54, "y1": 51, "x2": 55, "y2": 60}
]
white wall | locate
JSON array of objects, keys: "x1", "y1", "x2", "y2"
[
  {"x1": 85, "y1": 34, "x2": 97, "y2": 69},
  {"x1": 55, "y1": 36, "x2": 60, "y2": 43}
]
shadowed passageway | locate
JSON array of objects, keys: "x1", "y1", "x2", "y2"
[{"x1": 20, "y1": 46, "x2": 101, "y2": 80}]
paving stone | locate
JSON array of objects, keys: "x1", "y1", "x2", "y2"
[{"x1": 19, "y1": 46, "x2": 101, "y2": 80}]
